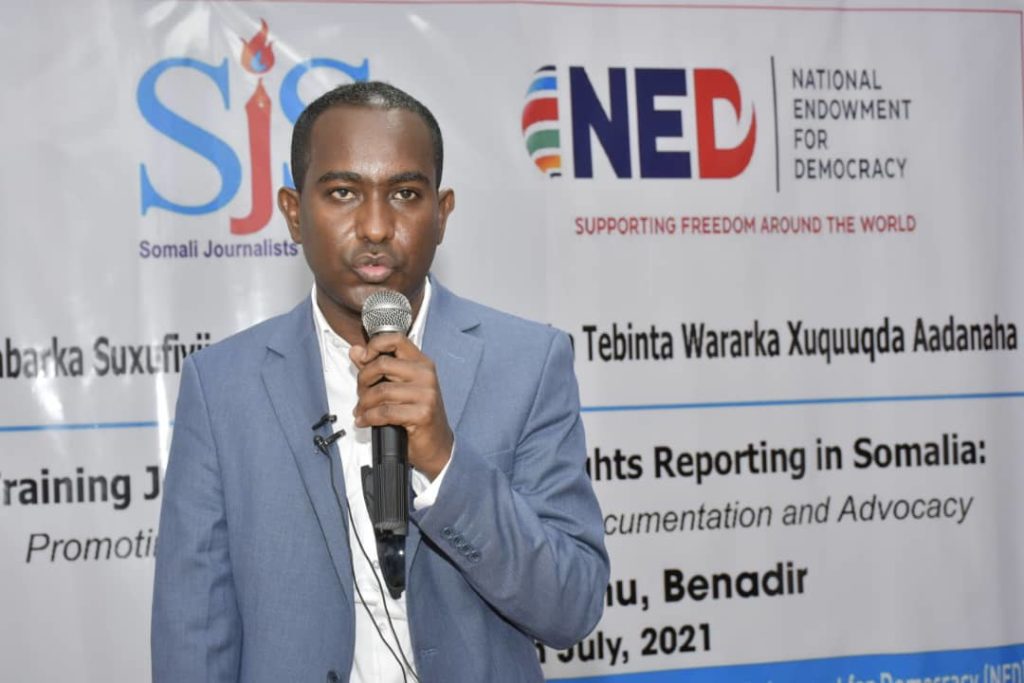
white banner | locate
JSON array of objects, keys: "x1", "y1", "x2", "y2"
[{"x1": 1, "y1": 1, "x2": 1022, "y2": 680}]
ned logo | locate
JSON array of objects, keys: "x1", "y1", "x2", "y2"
[{"x1": 522, "y1": 65, "x2": 756, "y2": 179}]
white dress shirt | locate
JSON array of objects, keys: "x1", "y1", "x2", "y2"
[{"x1": 311, "y1": 279, "x2": 450, "y2": 682}]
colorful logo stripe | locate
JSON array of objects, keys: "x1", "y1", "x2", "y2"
[{"x1": 522, "y1": 66, "x2": 562, "y2": 177}]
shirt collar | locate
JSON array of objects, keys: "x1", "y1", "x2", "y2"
[{"x1": 310, "y1": 278, "x2": 432, "y2": 351}]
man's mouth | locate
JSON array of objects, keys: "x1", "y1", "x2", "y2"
[{"x1": 352, "y1": 255, "x2": 395, "y2": 283}]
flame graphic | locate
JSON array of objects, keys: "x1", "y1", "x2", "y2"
[{"x1": 240, "y1": 19, "x2": 275, "y2": 74}]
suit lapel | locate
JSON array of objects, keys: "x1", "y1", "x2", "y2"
[
  {"x1": 409, "y1": 279, "x2": 483, "y2": 568},
  {"x1": 260, "y1": 284, "x2": 482, "y2": 591},
  {"x1": 261, "y1": 301, "x2": 354, "y2": 606}
]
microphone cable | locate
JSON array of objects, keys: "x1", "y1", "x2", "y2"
[{"x1": 314, "y1": 421, "x2": 420, "y2": 682}]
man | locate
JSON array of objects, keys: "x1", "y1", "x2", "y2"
[{"x1": 151, "y1": 81, "x2": 608, "y2": 682}]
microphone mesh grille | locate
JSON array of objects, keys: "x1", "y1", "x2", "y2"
[{"x1": 361, "y1": 289, "x2": 413, "y2": 337}]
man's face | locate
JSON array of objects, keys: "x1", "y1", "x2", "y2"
[{"x1": 279, "y1": 105, "x2": 454, "y2": 340}]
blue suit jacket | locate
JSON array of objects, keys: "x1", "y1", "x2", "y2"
[{"x1": 151, "y1": 280, "x2": 609, "y2": 682}]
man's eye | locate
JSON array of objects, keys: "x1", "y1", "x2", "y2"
[
  {"x1": 330, "y1": 188, "x2": 354, "y2": 200},
  {"x1": 394, "y1": 188, "x2": 418, "y2": 201}
]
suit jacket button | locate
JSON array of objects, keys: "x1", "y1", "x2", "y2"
[
  {"x1": 441, "y1": 526, "x2": 454, "y2": 539},
  {"x1": 327, "y1": 670, "x2": 340, "y2": 682}
]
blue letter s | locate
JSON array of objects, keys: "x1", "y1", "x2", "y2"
[{"x1": 137, "y1": 58, "x2": 241, "y2": 215}]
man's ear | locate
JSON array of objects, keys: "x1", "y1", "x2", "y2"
[
  {"x1": 278, "y1": 187, "x2": 302, "y2": 243},
  {"x1": 436, "y1": 188, "x2": 455, "y2": 245}
]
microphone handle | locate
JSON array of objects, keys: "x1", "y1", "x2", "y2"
[{"x1": 371, "y1": 424, "x2": 409, "y2": 537}]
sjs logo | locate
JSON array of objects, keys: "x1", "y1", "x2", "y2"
[
  {"x1": 522, "y1": 65, "x2": 756, "y2": 179},
  {"x1": 137, "y1": 19, "x2": 368, "y2": 234}
]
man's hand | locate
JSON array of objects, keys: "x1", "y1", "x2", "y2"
[{"x1": 349, "y1": 334, "x2": 453, "y2": 481}]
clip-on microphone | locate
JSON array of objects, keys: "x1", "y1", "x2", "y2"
[{"x1": 312, "y1": 414, "x2": 345, "y2": 455}]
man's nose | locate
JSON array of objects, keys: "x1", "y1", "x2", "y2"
[{"x1": 356, "y1": 196, "x2": 395, "y2": 243}]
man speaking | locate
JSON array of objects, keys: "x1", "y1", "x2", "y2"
[{"x1": 151, "y1": 81, "x2": 609, "y2": 682}]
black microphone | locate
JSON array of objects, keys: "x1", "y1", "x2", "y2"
[
  {"x1": 312, "y1": 413, "x2": 345, "y2": 456},
  {"x1": 361, "y1": 289, "x2": 413, "y2": 599},
  {"x1": 312, "y1": 413, "x2": 336, "y2": 431}
]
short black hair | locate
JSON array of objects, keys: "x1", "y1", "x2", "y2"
[{"x1": 290, "y1": 81, "x2": 444, "y2": 192}]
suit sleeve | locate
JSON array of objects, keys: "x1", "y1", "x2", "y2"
[
  {"x1": 412, "y1": 331, "x2": 609, "y2": 649},
  {"x1": 151, "y1": 356, "x2": 241, "y2": 682}
]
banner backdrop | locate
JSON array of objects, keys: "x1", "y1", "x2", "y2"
[{"x1": 1, "y1": 1, "x2": 1023, "y2": 680}]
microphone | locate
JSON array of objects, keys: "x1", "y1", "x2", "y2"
[
  {"x1": 361, "y1": 289, "x2": 413, "y2": 599},
  {"x1": 312, "y1": 413, "x2": 336, "y2": 431},
  {"x1": 312, "y1": 413, "x2": 345, "y2": 456}
]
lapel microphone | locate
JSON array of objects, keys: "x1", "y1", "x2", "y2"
[
  {"x1": 312, "y1": 413, "x2": 345, "y2": 455},
  {"x1": 361, "y1": 289, "x2": 413, "y2": 599}
]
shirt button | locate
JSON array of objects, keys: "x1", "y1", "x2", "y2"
[{"x1": 327, "y1": 671, "x2": 340, "y2": 683}]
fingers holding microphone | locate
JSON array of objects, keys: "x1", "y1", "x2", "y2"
[{"x1": 351, "y1": 324, "x2": 453, "y2": 482}]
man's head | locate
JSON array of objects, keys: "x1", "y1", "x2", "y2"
[
  {"x1": 290, "y1": 81, "x2": 445, "y2": 192},
  {"x1": 277, "y1": 81, "x2": 455, "y2": 343}
]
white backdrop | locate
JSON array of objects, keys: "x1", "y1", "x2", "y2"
[{"x1": 1, "y1": 1, "x2": 1022, "y2": 680}]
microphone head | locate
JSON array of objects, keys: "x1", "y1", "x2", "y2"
[{"x1": 361, "y1": 289, "x2": 413, "y2": 337}]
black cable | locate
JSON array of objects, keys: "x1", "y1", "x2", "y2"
[
  {"x1": 322, "y1": 436, "x2": 420, "y2": 682},
  {"x1": 340, "y1": 485, "x2": 421, "y2": 681}
]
